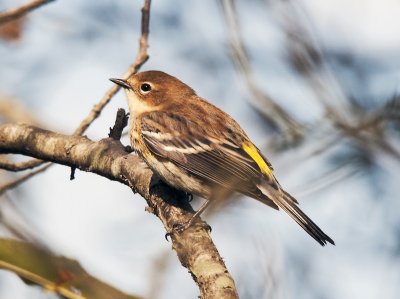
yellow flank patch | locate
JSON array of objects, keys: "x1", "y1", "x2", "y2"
[
  {"x1": 242, "y1": 141, "x2": 273, "y2": 177},
  {"x1": 134, "y1": 131, "x2": 140, "y2": 140}
]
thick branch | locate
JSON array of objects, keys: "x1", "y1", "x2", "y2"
[
  {"x1": 0, "y1": 123, "x2": 238, "y2": 299},
  {"x1": 0, "y1": 0, "x2": 151, "y2": 184}
]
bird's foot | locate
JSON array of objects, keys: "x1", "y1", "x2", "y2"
[{"x1": 165, "y1": 219, "x2": 211, "y2": 241}]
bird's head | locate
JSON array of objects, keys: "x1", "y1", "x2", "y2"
[{"x1": 110, "y1": 70, "x2": 196, "y2": 115}]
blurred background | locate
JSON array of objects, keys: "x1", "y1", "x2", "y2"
[{"x1": 1, "y1": 0, "x2": 400, "y2": 298}]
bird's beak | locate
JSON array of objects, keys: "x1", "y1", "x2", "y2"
[{"x1": 109, "y1": 78, "x2": 131, "y2": 89}]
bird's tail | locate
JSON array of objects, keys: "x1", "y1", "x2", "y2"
[{"x1": 258, "y1": 184, "x2": 334, "y2": 246}]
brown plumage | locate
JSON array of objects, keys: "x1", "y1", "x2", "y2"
[{"x1": 110, "y1": 70, "x2": 334, "y2": 246}]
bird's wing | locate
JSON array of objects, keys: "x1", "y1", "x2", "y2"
[{"x1": 140, "y1": 111, "x2": 278, "y2": 208}]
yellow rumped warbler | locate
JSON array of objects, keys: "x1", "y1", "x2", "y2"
[{"x1": 110, "y1": 71, "x2": 334, "y2": 246}]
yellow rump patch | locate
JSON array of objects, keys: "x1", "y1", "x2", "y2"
[{"x1": 242, "y1": 141, "x2": 273, "y2": 177}]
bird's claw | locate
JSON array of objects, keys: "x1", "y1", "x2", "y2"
[
  {"x1": 164, "y1": 224, "x2": 187, "y2": 241},
  {"x1": 172, "y1": 222, "x2": 189, "y2": 233},
  {"x1": 185, "y1": 193, "x2": 193, "y2": 202},
  {"x1": 165, "y1": 232, "x2": 172, "y2": 241},
  {"x1": 165, "y1": 220, "x2": 211, "y2": 241},
  {"x1": 203, "y1": 223, "x2": 212, "y2": 233}
]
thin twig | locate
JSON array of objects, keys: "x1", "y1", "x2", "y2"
[
  {"x1": 0, "y1": 158, "x2": 44, "y2": 172},
  {"x1": 0, "y1": 0, "x2": 55, "y2": 25},
  {"x1": 1, "y1": 0, "x2": 151, "y2": 191},
  {"x1": 270, "y1": 0, "x2": 353, "y2": 127},
  {"x1": 0, "y1": 163, "x2": 50, "y2": 196},
  {"x1": 219, "y1": 0, "x2": 303, "y2": 142},
  {"x1": 74, "y1": 0, "x2": 151, "y2": 136}
]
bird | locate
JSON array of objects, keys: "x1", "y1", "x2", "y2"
[{"x1": 110, "y1": 70, "x2": 334, "y2": 246}]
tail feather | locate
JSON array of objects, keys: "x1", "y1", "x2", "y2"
[{"x1": 259, "y1": 185, "x2": 334, "y2": 246}]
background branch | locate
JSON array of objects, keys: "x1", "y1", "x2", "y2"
[
  {"x1": 0, "y1": 164, "x2": 50, "y2": 196},
  {"x1": 0, "y1": 0, "x2": 55, "y2": 25},
  {"x1": 220, "y1": 0, "x2": 303, "y2": 143},
  {"x1": 0, "y1": 158, "x2": 45, "y2": 172}
]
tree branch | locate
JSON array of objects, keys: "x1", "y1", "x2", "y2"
[
  {"x1": 0, "y1": 122, "x2": 238, "y2": 299},
  {"x1": 0, "y1": 163, "x2": 50, "y2": 195},
  {"x1": 0, "y1": 158, "x2": 44, "y2": 172},
  {"x1": 0, "y1": 0, "x2": 151, "y2": 186},
  {"x1": 73, "y1": 0, "x2": 151, "y2": 136},
  {"x1": 219, "y1": 0, "x2": 303, "y2": 143},
  {"x1": 0, "y1": 0, "x2": 55, "y2": 25}
]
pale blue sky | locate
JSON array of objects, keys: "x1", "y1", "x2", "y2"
[{"x1": 1, "y1": 0, "x2": 400, "y2": 298}]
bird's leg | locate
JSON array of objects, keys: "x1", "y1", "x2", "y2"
[
  {"x1": 167, "y1": 187, "x2": 233, "y2": 239},
  {"x1": 185, "y1": 199, "x2": 211, "y2": 228},
  {"x1": 171, "y1": 187, "x2": 234, "y2": 235},
  {"x1": 172, "y1": 199, "x2": 212, "y2": 233}
]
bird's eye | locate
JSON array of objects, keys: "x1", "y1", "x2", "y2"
[{"x1": 140, "y1": 83, "x2": 152, "y2": 93}]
